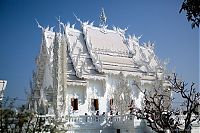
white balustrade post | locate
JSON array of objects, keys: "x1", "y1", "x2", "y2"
[{"x1": 165, "y1": 129, "x2": 170, "y2": 133}]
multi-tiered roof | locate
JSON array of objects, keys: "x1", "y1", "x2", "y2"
[{"x1": 29, "y1": 9, "x2": 163, "y2": 116}]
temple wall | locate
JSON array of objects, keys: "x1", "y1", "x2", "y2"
[
  {"x1": 30, "y1": 18, "x2": 177, "y2": 133},
  {"x1": 87, "y1": 79, "x2": 106, "y2": 115},
  {"x1": 60, "y1": 74, "x2": 155, "y2": 133},
  {"x1": 191, "y1": 125, "x2": 200, "y2": 133},
  {"x1": 65, "y1": 85, "x2": 87, "y2": 115},
  {"x1": 63, "y1": 74, "x2": 147, "y2": 116}
]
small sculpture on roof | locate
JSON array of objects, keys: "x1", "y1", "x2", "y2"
[
  {"x1": 99, "y1": 8, "x2": 107, "y2": 27},
  {"x1": 144, "y1": 41, "x2": 155, "y2": 50}
]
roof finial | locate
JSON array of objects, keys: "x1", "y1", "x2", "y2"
[
  {"x1": 56, "y1": 16, "x2": 62, "y2": 33},
  {"x1": 99, "y1": 8, "x2": 107, "y2": 27},
  {"x1": 73, "y1": 13, "x2": 82, "y2": 24},
  {"x1": 35, "y1": 19, "x2": 44, "y2": 31}
]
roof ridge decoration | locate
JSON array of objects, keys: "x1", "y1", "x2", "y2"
[
  {"x1": 64, "y1": 24, "x2": 84, "y2": 78},
  {"x1": 99, "y1": 8, "x2": 107, "y2": 27},
  {"x1": 56, "y1": 16, "x2": 64, "y2": 34},
  {"x1": 126, "y1": 35, "x2": 141, "y2": 57},
  {"x1": 143, "y1": 41, "x2": 155, "y2": 51},
  {"x1": 99, "y1": 8, "x2": 108, "y2": 33},
  {"x1": 74, "y1": 13, "x2": 82, "y2": 24},
  {"x1": 82, "y1": 24, "x2": 103, "y2": 73},
  {"x1": 36, "y1": 19, "x2": 55, "y2": 33},
  {"x1": 132, "y1": 40, "x2": 160, "y2": 73},
  {"x1": 35, "y1": 19, "x2": 44, "y2": 31},
  {"x1": 38, "y1": 11, "x2": 162, "y2": 75}
]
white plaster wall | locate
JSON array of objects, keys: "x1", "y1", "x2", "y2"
[
  {"x1": 88, "y1": 79, "x2": 105, "y2": 97},
  {"x1": 65, "y1": 85, "x2": 87, "y2": 116},
  {"x1": 191, "y1": 125, "x2": 200, "y2": 133},
  {"x1": 62, "y1": 75, "x2": 154, "y2": 133},
  {"x1": 87, "y1": 79, "x2": 106, "y2": 115},
  {"x1": 105, "y1": 74, "x2": 122, "y2": 114},
  {"x1": 106, "y1": 74, "x2": 121, "y2": 99}
]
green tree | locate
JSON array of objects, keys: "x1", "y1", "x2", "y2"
[
  {"x1": 0, "y1": 98, "x2": 56, "y2": 133},
  {"x1": 180, "y1": 0, "x2": 200, "y2": 28}
]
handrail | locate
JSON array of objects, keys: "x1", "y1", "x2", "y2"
[{"x1": 64, "y1": 114, "x2": 134, "y2": 124}]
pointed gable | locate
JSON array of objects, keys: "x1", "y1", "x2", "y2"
[
  {"x1": 84, "y1": 26, "x2": 128, "y2": 54},
  {"x1": 64, "y1": 26, "x2": 101, "y2": 79},
  {"x1": 82, "y1": 24, "x2": 137, "y2": 74}
]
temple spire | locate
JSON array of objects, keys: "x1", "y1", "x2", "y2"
[
  {"x1": 99, "y1": 8, "x2": 107, "y2": 27},
  {"x1": 56, "y1": 16, "x2": 62, "y2": 33}
]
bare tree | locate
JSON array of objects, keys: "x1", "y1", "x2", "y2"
[
  {"x1": 169, "y1": 74, "x2": 200, "y2": 132},
  {"x1": 134, "y1": 74, "x2": 200, "y2": 133}
]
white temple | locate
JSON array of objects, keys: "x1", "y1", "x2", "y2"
[{"x1": 28, "y1": 9, "x2": 168, "y2": 133}]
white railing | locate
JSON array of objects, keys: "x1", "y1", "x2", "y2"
[
  {"x1": 65, "y1": 114, "x2": 134, "y2": 125},
  {"x1": 66, "y1": 115, "x2": 105, "y2": 123},
  {"x1": 112, "y1": 114, "x2": 134, "y2": 122},
  {"x1": 36, "y1": 114, "x2": 135, "y2": 130}
]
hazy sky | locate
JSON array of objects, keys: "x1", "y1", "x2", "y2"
[{"x1": 0, "y1": 0, "x2": 199, "y2": 105}]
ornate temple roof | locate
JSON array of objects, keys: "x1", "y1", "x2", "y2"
[
  {"x1": 64, "y1": 26, "x2": 100, "y2": 78},
  {"x1": 29, "y1": 10, "x2": 166, "y2": 117},
  {"x1": 35, "y1": 9, "x2": 162, "y2": 88},
  {"x1": 83, "y1": 25, "x2": 128, "y2": 54}
]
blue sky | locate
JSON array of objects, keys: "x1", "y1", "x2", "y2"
[{"x1": 0, "y1": 0, "x2": 199, "y2": 105}]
